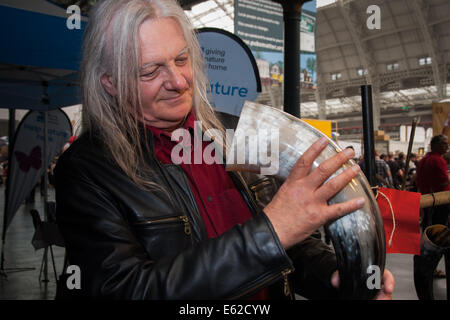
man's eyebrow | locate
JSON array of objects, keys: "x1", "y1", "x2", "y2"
[
  {"x1": 140, "y1": 47, "x2": 190, "y2": 70},
  {"x1": 177, "y1": 47, "x2": 190, "y2": 55}
]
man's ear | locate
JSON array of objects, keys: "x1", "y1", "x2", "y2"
[{"x1": 100, "y1": 74, "x2": 117, "y2": 96}]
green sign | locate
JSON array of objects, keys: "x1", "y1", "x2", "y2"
[
  {"x1": 301, "y1": 12, "x2": 315, "y2": 33},
  {"x1": 234, "y1": 0, "x2": 316, "y2": 53},
  {"x1": 234, "y1": 0, "x2": 284, "y2": 52}
]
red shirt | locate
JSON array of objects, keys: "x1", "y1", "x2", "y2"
[
  {"x1": 416, "y1": 152, "x2": 450, "y2": 194},
  {"x1": 146, "y1": 112, "x2": 268, "y2": 300},
  {"x1": 146, "y1": 111, "x2": 253, "y2": 238}
]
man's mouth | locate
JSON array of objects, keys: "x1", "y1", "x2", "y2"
[{"x1": 161, "y1": 93, "x2": 184, "y2": 102}]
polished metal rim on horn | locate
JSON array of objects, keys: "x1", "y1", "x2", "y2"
[{"x1": 226, "y1": 101, "x2": 386, "y2": 300}]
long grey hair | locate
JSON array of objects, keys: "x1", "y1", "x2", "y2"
[{"x1": 80, "y1": 0, "x2": 225, "y2": 190}]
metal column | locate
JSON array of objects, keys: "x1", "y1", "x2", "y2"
[
  {"x1": 361, "y1": 85, "x2": 376, "y2": 187},
  {"x1": 272, "y1": 0, "x2": 312, "y2": 118}
]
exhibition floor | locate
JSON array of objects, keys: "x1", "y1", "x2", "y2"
[{"x1": 0, "y1": 185, "x2": 446, "y2": 300}]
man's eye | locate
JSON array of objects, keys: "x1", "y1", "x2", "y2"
[
  {"x1": 140, "y1": 69, "x2": 158, "y2": 79},
  {"x1": 176, "y1": 56, "x2": 188, "y2": 65}
]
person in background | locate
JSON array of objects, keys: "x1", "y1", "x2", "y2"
[
  {"x1": 405, "y1": 153, "x2": 418, "y2": 192},
  {"x1": 387, "y1": 153, "x2": 401, "y2": 189},
  {"x1": 375, "y1": 150, "x2": 394, "y2": 188},
  {"x1": 416, "y1": 134, "x2": 449, "y2": 278},
  {"x1": 358, "y1": 150, "x2": 393, "y2": 188},
  {"x1": 416, "y1": 134, "x2": 450, "y2": 227},
  {"x1": 396, "y1": 152, "x2": 406, "y2": 187},
  {"x1": 410, "y1": 153, "x2": 419, "y2": 167},
  {"x1": 442, "y1": 151, "x2": 450, "y2": 172}
]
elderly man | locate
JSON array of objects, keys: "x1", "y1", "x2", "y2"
[{"x1": 54, "y1": 0, "x2": 393, "y2": 299}]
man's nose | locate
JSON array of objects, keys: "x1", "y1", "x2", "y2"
[{"x1": 164, "y1": 65, "x2": 188, "y2": 91}]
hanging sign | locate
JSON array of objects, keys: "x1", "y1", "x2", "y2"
[
  {"x1": 197, "y1": 28, "x2": 261, "y2": 116},
  {"x1": 376, "y1": 187, "x2": 421, "y2": 255}
]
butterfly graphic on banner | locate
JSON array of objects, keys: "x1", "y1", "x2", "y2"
[{"x1": 14, "y1": 146, "x2": 42, "y2": 172}]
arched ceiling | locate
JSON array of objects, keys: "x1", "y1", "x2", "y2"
[
  {"x1": 46, "y1": 0, "x2": 450, "y2": 134},
  {"x1": 312, "y1": 0, "x2": 450, "y2": 122}
]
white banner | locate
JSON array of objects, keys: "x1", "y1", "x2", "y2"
[{"x1": 3, "y1": 109, "x2": 72, "y2": 233}]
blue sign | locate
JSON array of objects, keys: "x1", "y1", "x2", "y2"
[{"x1": 197, "y1": 28, "x2": 261, "y2": 117}]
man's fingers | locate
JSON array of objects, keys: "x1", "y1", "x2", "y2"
[
  {"x1": 315, "y1": 164, "x2": 361, "y2": 201},
  {"x1": 325, "y1": 197, "x2": 365, "y2": 220},
  {"x1": 288, "y1": 137, "x2": 329, "y2": 181},
  {"x1": 330, "y1": 270, "x2": 340, "y2": 288},
  {"x1": 305, "y1": 147, "x2": 355, "y2": 188},
  {"x1": 382, "y1": 269, "x2": 395, "y2": 294}
]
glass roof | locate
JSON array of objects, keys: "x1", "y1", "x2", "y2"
[
  {"x1": 185, "y1": 0, "x2": 234, "y2": 33},
  {"x1": 316, "y1": 0, "x2": 336, "y2": 8}
]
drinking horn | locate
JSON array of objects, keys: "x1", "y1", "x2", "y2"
[
  {"x1": 226, "y1": 101, "x2": 386, "y2": 300},
  {"x1": 413, "y1": 224, "x2": 450, "y2": 300}
]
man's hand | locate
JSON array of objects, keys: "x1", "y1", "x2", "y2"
[
  {"x1": 264, "y1": 137, "x2": 365, "y2": 249},
  {"x1": 330, "y1": 269, "x2": 395, "y2": 300}
]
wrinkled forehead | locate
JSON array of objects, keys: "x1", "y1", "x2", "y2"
[{"x1": 138, "y1": 17, "x2": 188, "y2": 64}]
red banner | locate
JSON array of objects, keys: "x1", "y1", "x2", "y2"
[{"x1": 376, "y1": 187, "x2": 421, "y2": 255}]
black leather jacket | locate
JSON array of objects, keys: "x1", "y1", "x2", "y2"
[{"x1": 55, "y1": 116, "x2": 339, "y2": 300}]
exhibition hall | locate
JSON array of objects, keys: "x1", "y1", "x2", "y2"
[{"x1": 0, "y1": 0, "x2": 448, "y2": 303}]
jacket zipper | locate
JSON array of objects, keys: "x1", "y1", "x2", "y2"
[
  {"x1": 177, "y1": 168, "x2": 207, "y2": 239},
  {"x1": 229, "y1": 267, "x2": 293, "y2": 300},
  {"x1": 151, "y1": 153, "x2": 196, "y2": 239},
  {"x1": 282, "y1": 268, "x2": 294, "y2": 299},
  {"x1": 179, "y1": 215, "x2": 192, "y2": 235},
  {"x1": 137, "y1": 215, "x2": 191, "y2": 236}
]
